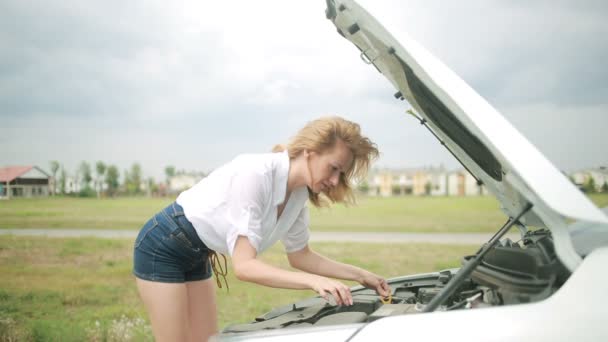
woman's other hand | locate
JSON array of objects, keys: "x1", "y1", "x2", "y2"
[
  {"x1": 358, "y1": 271, "x2": 391, "y2": 297},
  {"x1": 309, "y1": 275, "x2": 353, "y2": 306}
]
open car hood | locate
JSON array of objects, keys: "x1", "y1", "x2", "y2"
[{"x1": 326, "y1": 0, "x2": 608, "y2": 270}]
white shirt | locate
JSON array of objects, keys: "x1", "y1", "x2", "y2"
[{"x1": 176, "y1": 150, "x2": 310, "y2": 256}]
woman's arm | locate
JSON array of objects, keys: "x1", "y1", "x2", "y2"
[
  {"x1": 232, "y1": 236, "x2": 354, "y2": 305},
  {"x1": 287, "y1": 245, "x2": 391, "y2": 297}
]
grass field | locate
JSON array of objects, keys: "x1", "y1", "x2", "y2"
[
  {"x1": 1, "y1": 194, "x2": 606, "y2": 340},
  {"x1": 2, "y1": 194, "x2": 606, "y2": 233},
  {"x1": 0, "y1": 235, "x2": 477, "y2": 341}
]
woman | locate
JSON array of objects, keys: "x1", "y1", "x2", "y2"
[{"x1": 133, "y1": 116, "x2": 391, "y2": 341}]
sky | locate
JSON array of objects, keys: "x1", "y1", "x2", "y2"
[{"x1": 1, "y1": 0, "x2": 607, "y2": 182}]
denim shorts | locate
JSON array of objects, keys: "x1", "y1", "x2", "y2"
[{"x1": 133, "y1": 202, "x2": 213, "y2": 283}]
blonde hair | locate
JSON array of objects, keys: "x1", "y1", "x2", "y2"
[{"x1": 273, "y1": 116, "x2": 379, "y2": 207}]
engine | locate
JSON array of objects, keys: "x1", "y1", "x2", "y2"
[{"x1": 222, "y1": 229, "x2": 570, "y2": 333}]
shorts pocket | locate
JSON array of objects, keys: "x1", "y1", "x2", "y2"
[
  {"x1": 169, "y1": 228, "x2": 201, "y2": 252},
  {"x1": 163, "y1": 227, "x2": 207, "y2": 266},
  {"x1": 134, "y1": 216, "x2": 159, "y2": 249}
]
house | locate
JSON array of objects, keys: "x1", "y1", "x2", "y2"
[
  {"x1": 588, "y1": 168, "x2": 608, "y2": 191},
  {"x1": 362, "y1": 166, "x2": 488, "y2": 197},
  {"x1": 571, "y1": 167, "x2": 608, "y2": 192},
  {"x1": 168, "y1": 172, "x2": 206, "y2": 194},
  {"x1": 425, "y1": 168, "x2": 449, "y2": 196},
  {"x1": 366, "y1": 166, "x2": 453, "y2": 197},
  {"x1": 0, "y1": 166, "x2": 51, "y2": 199},
  {"x1": 447, "y1": 170, "x2": 485, "y2": 196},
  {"x1": 64, "y1": 176, "x2": 80, "y2": 194},
  {"x1": 368, "y1": 169, "x2": 393, "y2": 196}
]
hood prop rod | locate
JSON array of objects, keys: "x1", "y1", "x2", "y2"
[
  {"x1": 405, "y1": 109, "x2": 483, "y2": 187},
  {"x1": 422, "y1": 202, "x2": 533, "y2": 313}
]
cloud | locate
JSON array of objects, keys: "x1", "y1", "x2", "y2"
[
  {"x1": 1, "y1": 0, "x2": 606, "y2": 180},
  {"x1": 358, "y1": 0, "x2": 608, "y2": 106},
  {"x1": 501, "y1": 102, "x2": 608, "y2": 170}
]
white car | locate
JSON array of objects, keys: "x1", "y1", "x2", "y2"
[{"x1": 214, "y1": 0, "x2": 608, "y2": 340}]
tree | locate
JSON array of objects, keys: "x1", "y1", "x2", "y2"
[
  {"x1": 49, "y1": 160, "x2": 60, "y2": 196},
  {"x1": 130, "y1": 163, "x2": 142, "y2": 194},
  {"x1": 146, "y1": 177, "x2": 158, "y2": 197},
  {"x1": 127, "y1": 163, "x2": 143, "y2": 195},
  {"x1": 78, "y1": 161, "x2": 93, "y2": 190},
  {"x1": 392, "y1": 184, "x2": 402, "y2": 196},
  {"x1": 424, "y1": 181, "x2": 432, "y2": 195},
  {"x1": 59, "y1": 166, "x2": 67, "y2": 194},
  {"x1": 123, "y1": 169, "x2": 130, "y2": 195},
  {"x1": 95, "y1": 161, "x2": 106, "y2": 198},
  {"x1": 602, "y1": 181, "x2": 608, "y2": 193},
  {"x1": 357, "y1": 181, "x2": 370, "y2": 194},
  {"x1": 165, "y1": 165, "x2": 176, "y2": 184},
  {"x1": 584, "y1": 177, "x2": 596, "y2": 193},
  {"x1": 105, "y1": 165, "x2": 120, "y2": 197}
]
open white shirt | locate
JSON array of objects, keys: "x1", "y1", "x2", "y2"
[{"x1": 176, "y1": 150, "x2": 310, "y2": 256}]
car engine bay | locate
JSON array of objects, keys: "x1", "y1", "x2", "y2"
[{"x1": 222, "y1": 228, "x2": 571, "y2": 333}]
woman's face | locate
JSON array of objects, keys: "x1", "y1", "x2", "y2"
[{"x1": 306, "y1": 139, "x2": 354, "y2": 194}]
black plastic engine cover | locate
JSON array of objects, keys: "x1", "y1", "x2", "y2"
[{"x1": 468, "y1": 230, "x2": 570, "y2": 303}]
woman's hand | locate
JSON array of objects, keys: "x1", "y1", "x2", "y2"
[
  {"x1": 308, "y1": 274, "x2": 353, "y2": 306},
  {"x1": 358, "y1": 270, "x2": 391, "y2": 298}
]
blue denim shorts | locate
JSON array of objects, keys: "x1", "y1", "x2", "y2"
[{"x1": 133, "y1": 202, "x2": 213, "y2": 283}]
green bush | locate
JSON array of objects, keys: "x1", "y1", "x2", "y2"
[{"x1": 78, "y1": 187, "x2": 97, "y2": 198}]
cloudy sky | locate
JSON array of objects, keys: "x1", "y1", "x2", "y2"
[{"x1": 1, "y1": 0, "x2": 607, "y2": 181}]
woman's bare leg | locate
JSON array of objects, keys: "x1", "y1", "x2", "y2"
[
  {"x1": 136, "y1": 277, "x2": 191, "y2": 342},
  {"x1": 186, "y1": 278, "x2": 218, "y2": 342}
]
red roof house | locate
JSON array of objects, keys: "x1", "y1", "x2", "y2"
[{"x1": 0, "y1": 165, "x2": 50, "y2": 199}]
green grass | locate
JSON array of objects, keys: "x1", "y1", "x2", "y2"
[
  {"x1": 312, "y1": 196, "x2": 506, "y2": 232},
  {"x1": 2, "y1": 194, "x2": 606, "y2": 233},
  {"x1": 0, "y1": 197, "x2": 174, "y2": 230},
  {"x1": 0, "y1": 235, "x2": 477, "y2": 341},
  {"x1": 588, "y1": 193, "x2": 608, "y2": 208}
]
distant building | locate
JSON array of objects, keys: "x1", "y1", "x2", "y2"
[
  {"x1": 168, "y1": 172, "x2": 206, "y2": 194},
  {"x1": 447, "y1": 170, "x2": 484, "y2": 196},
  {"x1": 571, "y1": 167, "x2": 608, "y2": 192},
  {"x1": 0, "y1": 166, "x2": 51, "y2": 199},
  {"x1": 368, "y1": 170, "x2": 393, "y2": 196},
  {"x1": 361, "y1": 166, "x2": 486, "y2": 197},
  {"x1": 64, "y1": 176, "x2": 80, "y2": 194},
  {"x1": 427, "y1": 168, "x2": 449, "y2": 196}
]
